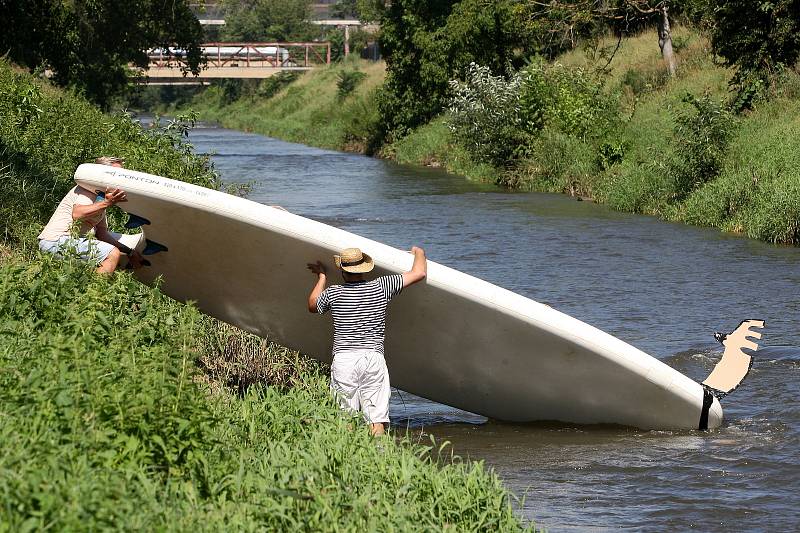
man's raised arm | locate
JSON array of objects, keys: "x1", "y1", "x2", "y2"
[
  {"x1": 402, "y1": 246, "x2": 427, "y2": 288},
  {"x1": 307, "y1": 261, "x2": 327, "y2": 313},
  {"x1": 71, "y1": 187, "x2": 127, "y2": 221}
]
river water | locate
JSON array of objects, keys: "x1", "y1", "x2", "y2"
[{"x1": 187, "y1": 123, "x2": 800, "y2": 531}]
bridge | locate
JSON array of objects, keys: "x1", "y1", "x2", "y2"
[{"x1": 142, "y1": 42, "x2": 332, "y2": 85}]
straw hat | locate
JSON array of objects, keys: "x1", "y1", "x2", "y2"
[{"x1": 334, "y1": 247, "x2": 374, "y2": 273}]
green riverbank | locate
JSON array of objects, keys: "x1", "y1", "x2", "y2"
[
  {"x1": 160, "y1": 29, "x2": 800, "y2": 245},
  {"x1": 0, "y1": 60, "x2": 530, "y2": 530}
]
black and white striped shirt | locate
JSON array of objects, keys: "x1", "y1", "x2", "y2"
[{"x1": 317, "y1": 274, "x2": 404, "y2": 355}]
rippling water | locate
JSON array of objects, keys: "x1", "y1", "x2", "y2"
[{"x1": 187, "y1": 124, "x2": 800, "y2": 531}]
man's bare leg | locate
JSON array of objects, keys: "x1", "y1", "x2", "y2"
[
  {"x1": 370, "y1": 422, "x2": 385, "y2": 436},
  {"x1": 96, "y1": 248, "x2": 121, "y2": 274}
]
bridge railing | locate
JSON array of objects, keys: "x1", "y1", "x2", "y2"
[{"x1": 147, "y1": 42, "x2": 332, "y2": 70}]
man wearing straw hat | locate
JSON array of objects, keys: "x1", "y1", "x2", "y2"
[{"x1": 307, "y1": 246, "x2": 427, "y2": 436}]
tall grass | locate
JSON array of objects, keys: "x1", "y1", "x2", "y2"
[
  {"x1": 0, "y1": 255, "x2": 528, "y2": 530},
  {"x1": 679, "y1": 97, "x2": 800, "y2": 243},
  {"x1": 0, "y1": 58, "x2": 530, "y2": 530}
]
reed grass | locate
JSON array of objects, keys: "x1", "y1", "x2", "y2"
[{"x1": 387, "y1": 118, "x2": 499, "y2": 183}]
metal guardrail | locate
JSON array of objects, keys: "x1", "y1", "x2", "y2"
[{"x1": 147, "y1": 42, "x2": 332, "y2": 70}]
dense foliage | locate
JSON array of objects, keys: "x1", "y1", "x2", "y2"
[
  {"x1": 0, "y1": 0, "x2": 203, "y2": 108},
  {"x1": 377, "y1": 0, "x2": 530, "y2": 138},
  {"x1": 221, "y1": 0, "x2": 315, "y2": 41},
  {"x1": 0, "y1": 256, "x2": 528, "y2": 530},
  {"x1": 710, "y1": 0, "x2": 800, "y2": 80}
]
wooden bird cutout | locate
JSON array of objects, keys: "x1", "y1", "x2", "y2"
[{"x1": 703, "y1": 319, "x2": 765, "y2": 397}]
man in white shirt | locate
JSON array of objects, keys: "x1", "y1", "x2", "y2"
[{"x1": 38, "y1": 156, "x2": 144, "y2": 274}]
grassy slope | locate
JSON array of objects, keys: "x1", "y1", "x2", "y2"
[
  {"x1": 0, "y1": 60, "x2": 528, "y2": 531},
  {"x1": 560, "y1": 29, "x2": 800, "y2": 244},
  {"x1": 181, "y1": 59, "x2": 386, "y2": 151}
]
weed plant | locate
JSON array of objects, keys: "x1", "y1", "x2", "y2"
[
  {"x1": 336, "y1": 70, "x2": 367, "y2": 100},
  {"x1": 447, "y1": 63, "x2": 533, "y2": 167}
]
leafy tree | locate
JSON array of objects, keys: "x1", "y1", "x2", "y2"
[
  {"x1": 221, "y1": 0, "x2": 314, "y2": 41},
  {"x1": 0, "y1": 0, "x2": 204, "y2": 108},
  {"x1": 332, "y1": 0, "x2": 359, "y2": 19},
  {"x1": 354, "y1": 0, "x2": 387, "y2": 22},
  {"x1": 331, "y1": 0, "x2": 386, "y2": 21},
  {"x1": 710, "y1": 0, "x2": 800, "y2": 80},
  {"x1": 378, "y1": 0, "x2": 529, "y2": 138}
]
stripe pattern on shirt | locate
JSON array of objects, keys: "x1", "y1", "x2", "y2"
[{"x1": 317, "y1": 274, "x2": 403, "y2": 355}]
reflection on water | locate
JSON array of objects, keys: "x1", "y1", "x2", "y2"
[{"x1": 188, "y1": 123, "x2": 800, "y2": 531}]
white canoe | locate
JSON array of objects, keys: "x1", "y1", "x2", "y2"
[{"x1": 75, "y1": 163, "x2": 723, "y2": 430}]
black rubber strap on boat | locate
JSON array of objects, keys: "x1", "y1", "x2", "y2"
[{"x1": 698, "y1": 388, "x2": 715, "y2": 430}]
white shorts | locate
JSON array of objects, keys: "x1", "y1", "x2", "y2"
[
  {"x1": 330, "y1": 349, "x2": 391, "y2": 424},
  {"x1": 39, "y1": 236, "x2": 115, "y2": 265}
]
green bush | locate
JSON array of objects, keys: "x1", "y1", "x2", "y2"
[
  {"x1": 447, "y1": 63, "x2": 533, "y2": 167},
  {"x1": 258, "y1": 71, "x2": 302, "y2": 99},
  {"x1": 530, "y1": 63, "x2": 620, "y2": 141},
  {"x1": 336, "y1": 70, "x2": 367, "y2": 100},
  {"x1": 672, "y1": 92, "x2": 736, "y2": 198}
]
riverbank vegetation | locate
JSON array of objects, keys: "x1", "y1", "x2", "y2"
[
  {"x1": 160, "y1": 59, "x2": 387, "y2": 153},
  {"x1": 160, "y1": 1, "x2": 800, "y2": 245},
  {"x1": 0, "y1": 60, "x2": 529, "y2": 530}
]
